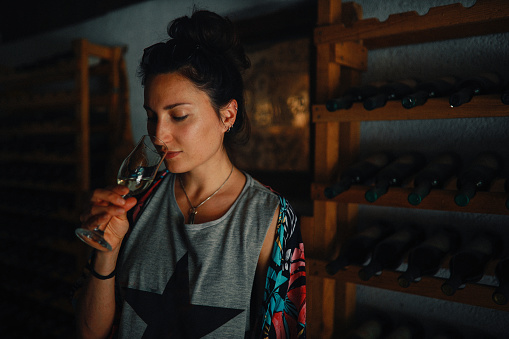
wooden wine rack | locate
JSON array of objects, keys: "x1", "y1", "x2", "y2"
[
  {"x1": 0, "y1": 39, "x2": 133, "y2": 337},
  {"x1": 305, "y1": 0, "x2": 509, "y2": 337}
]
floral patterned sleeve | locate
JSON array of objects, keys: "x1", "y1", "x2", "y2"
[{"x1": 260, "y1": 196, "x2": 306, "y2": 338}]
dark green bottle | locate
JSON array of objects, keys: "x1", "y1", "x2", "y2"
[
  {"x1": 492, "y1": 257, "x2": 509, "y2": 305},
  {"x1": 505, "y1": 178, "x2": 509, "y2": 210},
  {"x1": 326, "y1": 223, "x2": 394, "y2": 275},
  {"x1": 325, "y1": 152, "x2": 393, "y2": 199},
  {"x1": 441, "y1": 232, "x2": 502, "y2": 296},
  {"x1": 358, "y1": 226, "x2": 424, "y2": 281},
  {"x1": 402, "y1": 76, "x2": 458, "y2": 109},
  {"x1": 398, "y1": 227, "x2": 460, "y2": 288},
  {"x1": 326, "y1": 83, "x2": 381, "y2": 111},
  {"x1": 363, "y1": 79, "x2": 419, "y2": 111},
  {"x1": 449, "y1": 72, "x2": 503, "y2": 107},
  {"x1": 408, "y1": 152, "x2": 462, "y2": 206},
  {"x1": 501, "y1": 84, "x2": 509, "y2": 105},
  {"x1": 365, "y1": 152, "x2": 427, "y2": 203},
  {"x1": 345, "y1": 314, "x2": 391, "y2": 339},
  {"x1": 454, "y1": 152, "x2": 502, "y2": 207},
  {"x1": 384, "y1": 319, "x2": 424, "y2": 339}
]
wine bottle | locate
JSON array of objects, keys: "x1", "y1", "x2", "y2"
[
  {"x1": 501, "y1": 83, "x2": 509, "y2": 105},
  {"x1": 384, "y1": 319, "x2": 424, "y2": 339},
  {"x1": 363, "y1": 79, "x2": 419, "y2": 111},
  {"x1": 441, "y1": 232, "x2": 502, "y2": 296},
  {"x1": 398, "y1": 227, "x2": 460, "y2": 288},
  {"x1": 326, "y1": 83, "x2": 382, "y2": 111},
  {"x1": 365, "y1": 152, "x2": 427, "y2": 203},
  {"x1": 505, "y1": 178, "x2": 509, "y2": 210},
  {"x1": 492, "y1": 257, "x2": 509, "y2": 305},
  {"x1": 408, "y1": 152, "x2": 462, "y2": 205},
  {"x1": 325, "y1": 152, "x2": 394, "y2": 199},
  {"x1": 454, "y1": 152, "x2": 503, "y2": 207},
  {"x1": 358, "y1": 226, "x2": 424, "y2": 281},
  {"x1": 326, "y1": 223, "x2": 394, "y2": 275},
  {"x1": 430, "y1": 328, "x2": 464, "y2": 339},
  {"x1": 449, "y1": 72, "x2": 504, "y2": 107},
  {"x1": 345, "y1": 315, "x2": 391, "y2": 339},
  {"x1": 402, "y1": 76, "x2": 458, "y2": 109}
]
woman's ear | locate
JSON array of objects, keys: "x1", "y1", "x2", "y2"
[{"x1": 221, "y1": 99, "x2": 238, "y2": 132}]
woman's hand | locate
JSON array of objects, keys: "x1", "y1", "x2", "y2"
[{"x1": 80, "y1": 185, "x2": 138, "y2": 251}]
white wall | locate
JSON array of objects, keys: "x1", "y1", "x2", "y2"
[{"x1": 1, "y1": 0, "x2": 508, "y2": 337}]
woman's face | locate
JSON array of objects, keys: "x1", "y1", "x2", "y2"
[{"x1": 143, "y1": 72, "x2": 227, "y2": 173}]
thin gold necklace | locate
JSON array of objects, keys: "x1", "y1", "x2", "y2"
[{"x1": 178, "y1": 164, "x2": 234, "y2": 224}]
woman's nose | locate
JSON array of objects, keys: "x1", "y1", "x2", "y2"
[
  {"x1": 153, "y1": 120, "x2": 172, "y2": 147},
  {"x1": 151, "y1": 135, "x2": 168, "y2": 153}
]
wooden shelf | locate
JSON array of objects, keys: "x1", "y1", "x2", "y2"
[
  {"x1": 0, "y1": 120, "x2": 111, "y2": 136},
  {"x1": 0, "y1": 93, "x2": 112, "y2": 110},
  {"x1": 0, "y1": 125, "x2": 77, "y2": 136},
  {"x1": 0, "y1": 152, "x2": 77, "y2": 164},
  {"x1": 313, "y1": 94, "x2": 509, "y2": 123},
  {"x1": 314, "y1": 0, "x2": 509, "y2": 49},
  {"x1": 0, "y1": 59, "x2": 76, "y2": 86},
  {"x1": 311, "y1": 183, "x2": 509, "y2": 216},
  {"x1": 307, "y1": 258, "x2": 508, "y2": 312},
  {"x1": 0, "y1": 181, "x2": 77, "y2": 193},
  {"x1": 0, "y1": 51, "x2": 117, "y2": 88},
  {"x1": 0, "y1": 38, "x2": 131, "y2": 337},
  {"x1": 0, "y1": 283, "x2": 74, "y2": 314},
  {"x1": 309, "y1": 0, "x2": 509, "y2": 336}
]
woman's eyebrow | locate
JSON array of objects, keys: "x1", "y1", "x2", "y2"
[{"x1": 143, "y1": 103, "x2": 190, "y2": 112}]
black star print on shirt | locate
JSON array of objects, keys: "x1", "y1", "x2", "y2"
[{"x1": 124, "y1": 252, "x2": 244, "y2": 338}]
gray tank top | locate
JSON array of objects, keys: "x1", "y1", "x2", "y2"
[{"x1": 116, "y1": 172, "x2": 280, "y2": 338}]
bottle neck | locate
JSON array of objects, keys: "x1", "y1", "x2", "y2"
[
  {"x1": 358, "y1": 261, "x2": 382, "y2": 281},
  {"x1": 408, "y1": 181, "x2": 432, "y2": 205}
]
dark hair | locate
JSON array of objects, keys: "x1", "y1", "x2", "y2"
[{"x1": 138, "y1": 9, "x2": 251, "y2": 155}]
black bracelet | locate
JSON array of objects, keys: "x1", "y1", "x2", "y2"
[{"x1": 87, "y1": 251, "x2": 116, "y2": 280}]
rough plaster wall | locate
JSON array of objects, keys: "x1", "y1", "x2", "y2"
[{"x1": 349, "y1": 1, "x2": 509, "y2": 337}]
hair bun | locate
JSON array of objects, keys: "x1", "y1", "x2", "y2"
[{"x1": 167, "y1": 10, "x2": 250, "y2": 71}]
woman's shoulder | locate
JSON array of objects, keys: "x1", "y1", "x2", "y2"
[
  {"x1": 242, "y1": 172, "x2": 297, "y2": 218},
  {"x1": 244, "y1": 172, "x2": 286, "y2": 201}
]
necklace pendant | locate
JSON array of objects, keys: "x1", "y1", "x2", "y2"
[
  {"x1": 188, "y1": 208, "x2": 197, "y2": 224},
  {"x1": 179, "y1": 164, "x2": 234, "y2": 225}
]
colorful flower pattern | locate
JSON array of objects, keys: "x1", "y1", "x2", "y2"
[{"x1": 261, "y1": 195, "x2": 306, "y2": 338}]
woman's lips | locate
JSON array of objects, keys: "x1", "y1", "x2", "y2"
[{"x1": 165, "y1": 151, "x2": 181, "y2": 159}]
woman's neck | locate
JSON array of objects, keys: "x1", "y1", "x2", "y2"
[{"x1": 178, "y1": 155, "x2": 234, "y2": 200}]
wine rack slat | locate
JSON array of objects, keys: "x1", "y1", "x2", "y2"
[
  {"x1": 307, "y1": 258, "x2": 508, "y2": 312},
  {"x1": 314, "y1": 0, "x2": 509, "y2": 49},
  {"x1": 313, "y1": 94, "x2": 509, "y2": 123},
  {"x1": 311, "y1": 183, "x2": 509, "y2": 216}
]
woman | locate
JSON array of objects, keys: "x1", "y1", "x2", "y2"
[{"x1": 74, "y1": 10, "x2": 306, "y2": 338}]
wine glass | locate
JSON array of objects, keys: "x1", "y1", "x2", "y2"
[{"x1": 75, "y1": 135, "x2": 168, "y2": 251}]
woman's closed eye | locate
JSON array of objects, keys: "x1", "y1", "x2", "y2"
[{"x1": 172, "y1": 115, "x2": 188, "y2": 122}]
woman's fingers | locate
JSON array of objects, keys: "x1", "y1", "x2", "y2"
[
  {"x1": 89, "y1": 186, "x2": 128, "y2": 206},
  {"x1": 81, "y1": 205, "x2": 125, "y2": 229},
  {"x1": 80, "y1": 186, "x2": 131, "y2": 226}
]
